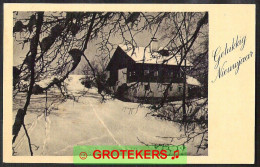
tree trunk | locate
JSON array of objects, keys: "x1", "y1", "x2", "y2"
[{"x1": 182, "y1": 49, "x2": 187, "y2": 122}]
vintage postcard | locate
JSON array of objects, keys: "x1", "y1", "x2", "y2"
[{"x1": 3, "y1": 3, "x2": 255, "y2": 164}]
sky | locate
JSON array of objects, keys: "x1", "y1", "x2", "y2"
[
  {"x1": 13, "y1": 12, "x2": 159, "y2": 66},
  {"x1": 13, "y1": 12, "x2": 208, "y2": 74}
]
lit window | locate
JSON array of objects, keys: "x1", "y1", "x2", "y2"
[
  {"x1": 144, "y1": 70, "x2": 149, "y2": 76},
  {"x1": 130, "y1": 71, "x2": 136, "y2": 76}
]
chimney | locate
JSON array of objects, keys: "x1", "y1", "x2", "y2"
[{"x1": 150, "y1": 37, "x2": 159, "y2": 52}]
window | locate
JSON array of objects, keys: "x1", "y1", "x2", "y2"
[
  {"x1": 170, "y1": 86, "x2": 173, "y2": 91},
  {"x1": 178, "y1": 86, "x2": 182, "y2": 92},
  {"x1": 154, "y1": 71, "x2": 158, "y2": 77},
  {"x1": 145, "y1": 84, "x2": 150, "y2": 91},
  {"x1": 130, "y1": 71, "x2": 135, "y2": 77},
  {"x1": 144, "y1": 70, "x2": 149, "y2": 76}
]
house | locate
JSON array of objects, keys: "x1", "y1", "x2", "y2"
[{"x1": 106, "y1": 44, "x2": 200, "y2": 103}]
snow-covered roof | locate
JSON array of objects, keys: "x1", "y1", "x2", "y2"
[
  {"x1": 186, "y1": 75, "x2": 201, "y2": 86},
  {"x1": 119, "y1": 45, "x2": 192, "y2": 66}
]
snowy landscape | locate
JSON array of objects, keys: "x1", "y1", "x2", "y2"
[
  {"x1": 13, "y1": 75, "x2": 207, "y2": 156},
  {"x1": 12, "y1": 11, "x2": 208, "y2": 156}
]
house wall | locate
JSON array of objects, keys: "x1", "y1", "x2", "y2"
[
  {"x1": 108, "y1": 62, "x2": 189, "y2": 102},
  {"x1": 124, "y1": 82, "x2": 188, "y2": 102},
  {"x1": 106, "y1": 46, "x2": 135, "y2": 86},
  {"x1": 127, "y1": 82, "x2": 188, "y2": 97}
]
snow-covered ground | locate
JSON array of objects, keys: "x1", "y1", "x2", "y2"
[{"x1": 13, "y1": 75, "x2": 207, "y2": 156}]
